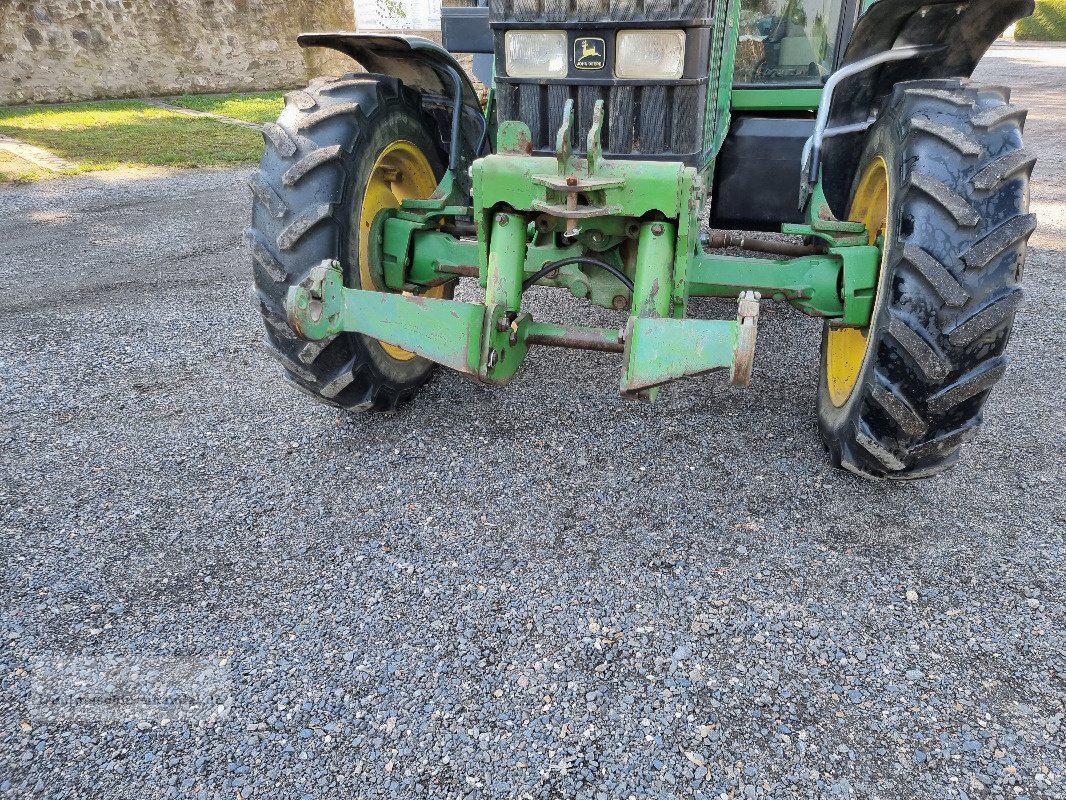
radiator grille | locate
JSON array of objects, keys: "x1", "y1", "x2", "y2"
[
  {"x1": 491, "y1": 0, "x2": 714, "y2": 163},
  {"x1": 494, "y1": 83, "x2": 705, "y2": 158},
  {"x1": 489, "y1": 0, "x2": 715, "y2": 24}
]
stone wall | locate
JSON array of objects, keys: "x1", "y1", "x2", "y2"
[{"x1": 0, "y1": 0, "x2": 357, "y2": 106}]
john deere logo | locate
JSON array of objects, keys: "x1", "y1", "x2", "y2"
[{"x1": 574, "y1": 37, "x2": 605, "y2": 70}]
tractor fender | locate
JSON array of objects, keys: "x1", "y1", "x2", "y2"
[
  {"x1": 820, "y1": 0, "x2": 1034, "y2": 217},
  {"x1": 298, "y1": 33, "x2": 485, "y2": 167},
  {"x1": 298, "y1": 33, "x2": 481, "y2": 111}
]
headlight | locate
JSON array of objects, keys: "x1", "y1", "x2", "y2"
[
  {"x1": 505, "y1": 31, "x2": 568, "y2": 78},
  {"x1": 615, "y1": 30, "x2": 686, "y2": 79}
]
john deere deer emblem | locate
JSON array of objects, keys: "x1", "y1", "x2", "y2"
[{"x1": 574, "y1": 37, "x2": 605, "y2": 70}]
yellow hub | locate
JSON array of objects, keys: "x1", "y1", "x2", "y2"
[
  {"x1": 358, "y1": 140, "x2": 442, "y2": 362},
  {"x1": 825, "y1": 156, "x2": 889, "y2": 407}
]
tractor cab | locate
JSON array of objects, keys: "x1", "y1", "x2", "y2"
[{"x1": 736, "y1": 0, "x2": 849, "y2": 84}]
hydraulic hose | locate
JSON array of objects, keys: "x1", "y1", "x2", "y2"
[{"x1": 521, "y1": 256, "x2": 635, "y2": 293}]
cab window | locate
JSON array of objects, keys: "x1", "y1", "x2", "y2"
[{"x1": 734, "y1": 0, "x2": 847, "y2": 86}]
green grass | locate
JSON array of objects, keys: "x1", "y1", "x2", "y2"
[
  {"x1": 1016, "y1": 0, "x2": 1066, "y2": 41},
  {"x1": 165, "y1": 91, "x2": 285, "y2": 124},
  {"x1": 0, "y1": 99, "x2": 264, "y2": 173}
]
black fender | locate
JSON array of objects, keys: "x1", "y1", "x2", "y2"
[
  {"x1": 821, "y1": 0, "x2": 1035, "y2": 217},
  {"x1": 298, "y1": 33, "x2": 486, "y2": 174}
]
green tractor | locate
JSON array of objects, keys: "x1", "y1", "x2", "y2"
[{"x1": 248, "y1": 0, "x2": 1037, "y2": 479}]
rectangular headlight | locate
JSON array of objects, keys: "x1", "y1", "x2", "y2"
[
  {"x1": 615, "y1": 30, "x2": 686, "y2": 79},
  {"x1": 505, "y1": 31, "x2": 568, "y2": 78}
]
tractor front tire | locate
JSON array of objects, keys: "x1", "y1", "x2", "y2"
[
  {"x1": 818, "y1": 79, "x2": 1036, "y2": 479},
  {"x1": 247, "y1": 75, "x2": 448, "y2": 412}
]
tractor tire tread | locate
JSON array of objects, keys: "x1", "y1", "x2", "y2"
[
  {"x1": 960, "y1": 213, "x2": 1038, "y2": 271},
  {"x1": 908, "y1": 117, "x2": 983, "y2": 157},
  {"x1": 244, "y1": 229, "x2": 287, "y2": 283},
  {"x1": 901, "y1": 243, "x2": 969, "y2": 307},
  {"x1": 276, "y1": 202, "x2": 335, "y2": 251},
  {"x1": 819, "y1": 79, "x2": 1035, "y2": 478},
  {"x1": 295, "y1": 102, "x2": 367, "y2": 132},
  {"x1": 870, "y1": 375, "x2": 928, "y2": 438},
  {"x1": 261, "y1": 123, "x2": 297, "y2": 157},
  {"x1": 886, "y1": 314, "x2": 950, "y2": 381},
  {"x1": 283, "y1": 145, "x2": 344, "y2": 187},
  {"x1": 248, "y1": 73, "x2": 445, "y2": 413},
  {"x1": 944, "y1": 287, "x2": 1025, "y2": 347},
  {"x1": 285, "y1": 89, "x2": 318, "y2": 111},
  {"x1": 854, "y1": 419, "x2": 906, "y2": 472},
  {"x1": 247, "y1": 173, "x2": 288, "y2": 219},
  {"x1": 972, "y1": 103, "x2": 1027, "y2": 130},
  {"x1": 926, "y1": 356, "x2": 1008, "y2": 414},
  {"x1": 906, "y1": 171, "x2": 980, "y2": 227},
  {"x1": 971, "y1": 148, "x2": 1037, "y2": 191}
]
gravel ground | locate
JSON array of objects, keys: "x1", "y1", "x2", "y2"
[{"x1": 2, "y1": 45, "x2": 1065, "y2": 800}]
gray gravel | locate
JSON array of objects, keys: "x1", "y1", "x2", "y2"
[{"x1": 2, "y1": 44, "x2": 1065, "y2": 799}]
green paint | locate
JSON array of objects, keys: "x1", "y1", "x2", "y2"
[
  {"x1": 478, "y1": 305, "x2": 530, "y2": 384},
  {"x1": 621, "y1": 317, "x2": 739, "y2": 395},
  {"x1": 621, "y1": 220, "x2": 677, "y2": 401},
  {"x1": 688, "y1": 251, "x2": 844, "y2": 318},
  {"x1": 406, "y1": 228, "x2": 479, "y2": 286},
  {"x1": 703, "y1": 0, "x2": 742, "y2": 167},
  {"x1": 836, "y1": 245, "x2": 881, "y2": 327},
  {"x1": 730, "y1": 88, "x2": 823, "y2": 111},
  {"x1": 286, "y1": 262, "x2": 485, "y2": 374},
  {"x1": 472, "y1": 150, "x2": 690, "y2": 226},
  {"x1": 485, "y1": 211, "x2": 526, "y2": 311},
  {"x1": 632, "y1": 221, "x2": 675, "y2": 319}
]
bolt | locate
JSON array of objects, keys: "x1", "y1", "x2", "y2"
[
  {"x1": 589, "y1": 230, "x2": 605, "y2": 244},
  {"x1": 547, "y1": 269, "x2": 559, "y2": 279},
  {"x1": 612, "y1": 295, "x2": 628, "y2": 311},
  {"x1": 508, "y1": 329, "x2": 518, "y2": 346},
  {"x1": 496, "y1": 311, "x2": 517, "y2": 332},
  {"x1": 496, "y1": 214, "x2": 509, "y2": 226},
  {"x1": 487, "y1": 349, "x2": 499, "y2": 369},
  {"x1": 565, "y1": 175, "x2": 578, "y2": 187},
  {"x1": 651, "y1": 223, "x2": 665, "y2": 236}
]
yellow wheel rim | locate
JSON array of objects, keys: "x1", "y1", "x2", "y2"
[
  {"x1": 825, "y1": 156, "x2": 889, "y2": 407},
  {"x1": 358, "y1": 140, "x2": 442, "y2": 362}
]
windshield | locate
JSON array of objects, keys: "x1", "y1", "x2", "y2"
[{"x1": 734, "y1": 0, "x2": 847, "y2": 86}]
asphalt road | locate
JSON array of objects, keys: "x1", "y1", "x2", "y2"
[{"x1": 2, "y1": 45, "x2": 1064, "y2": 799}]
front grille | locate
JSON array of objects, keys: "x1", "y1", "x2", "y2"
[
  {"x1": 494, "y1": 83, "x2": 706, "y2": 159},
  {"x1": 490, "y1": 0, "x2": 714, "y2": 165},
  {"x1": 489, "y1": 0, "x2": 715, "y2": 24}
]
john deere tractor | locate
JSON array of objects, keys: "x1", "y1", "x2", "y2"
[{"x1": 248, "y1": 0, "x2": 1037, "y2": 478}]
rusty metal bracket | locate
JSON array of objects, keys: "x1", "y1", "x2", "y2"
[
  {"x1": 533, "y1": 97, "x2": 623, "y2": 234},
  {"x1": 555, "y1": 100, "x2": 574, "y2": 176},
  {"x1": 730, "y1": 291, "x2": 761, "y2": 387},
  {"x1": 585, "y1": 96, "x2": 605, "y2": 174}
]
